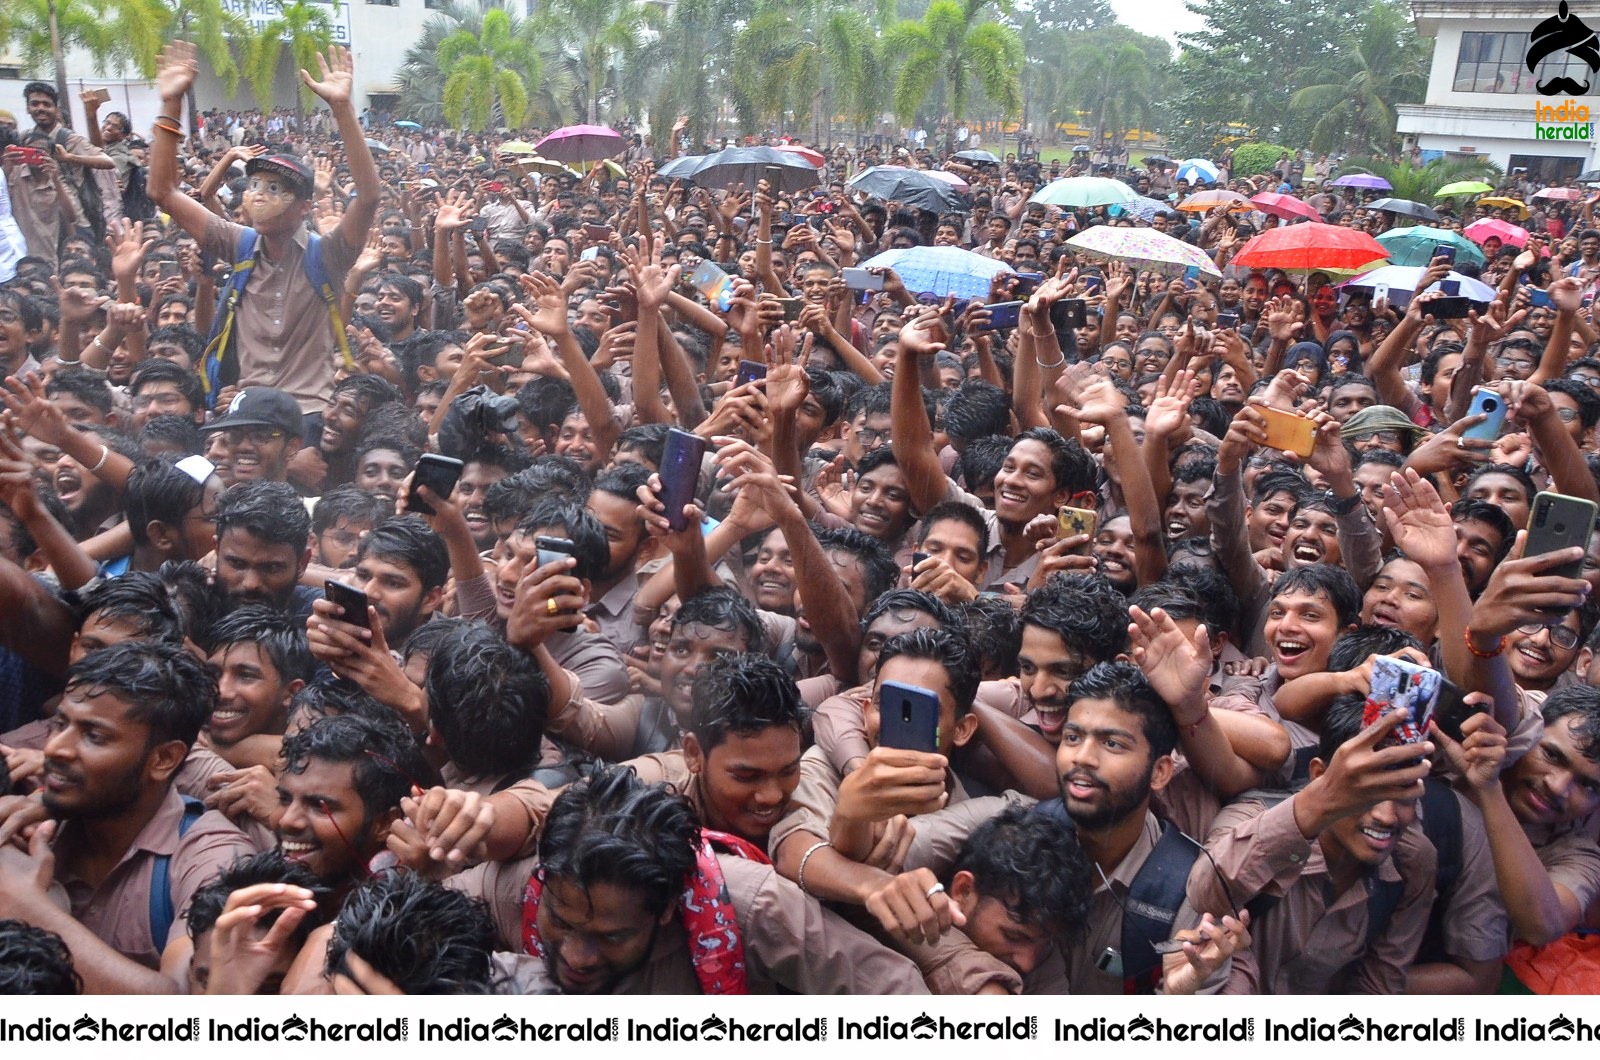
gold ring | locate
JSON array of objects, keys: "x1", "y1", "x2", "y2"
[{"x1": 547, "y1": 597, "x2": 560, "y2": 615}]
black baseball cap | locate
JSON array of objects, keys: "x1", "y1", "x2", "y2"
[
  {"x1": 202, "y1": 387, "x2": 304, "y2": 436},
  {"x1": 245, "y1": 153, "x2": 314, "y2": 198}
]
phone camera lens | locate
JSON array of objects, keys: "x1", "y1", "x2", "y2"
[
  {"x1": 1556, "y1": 523, "x2": 1567, "y2": 534},
  {"x1": 1482, "y1": 398, "x2": 1497, "y2": 412}
]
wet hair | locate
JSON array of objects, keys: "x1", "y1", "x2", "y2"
[
  {"x1": 426, "y1": 622, "x2": 550, "y2": 777},
  {"x1": 805, "y1": 368, "x2": 844, "y2": 427},
  {"x1": 1547, "y1": 377, "x2": 1600, "y2": 431},
  {"x1": 960, "y1": 594, "x2": 1023, "y2": 677},
  {"x1": 486, "y1": 460, "x2": 592, "y2": 525},
  {"x1": 280, "y1": 712, "x2": 427, "y2": 832},
  {"x1": 0, "y1": 920, "x2": 81, "y2": 994},
  {"x1": 876, "y1": 626, "x2": 980, "y2": 717},
  {"x1": 1068, "y1": 661, "x2": 1179, "y2": 759},
  {"x1": 672, "y1": 587, "x2": 767, "y2": 653},
  {"x1": 517, "y1": 498, "x2": 608, "y2": 582},
  {"x1": 943, "y1": 380, "x2": 1012, "y2": 443},
  {"x1": 1187, "y1": 396, "x2": 1229, "y2": 438},
  {"x1": 949, "y1": 805, "x2": 1093, "y2": 945},
  {"x1": 46, "y1": 365, "x2": 114, "y2": 417},
  {"x1": 1319, "y1": 693, "x2": 1385, "y2": 762},
  {"x1": 64, "y1": 638, "x2": 216, "y2": 748},
  {"x1": 861, "y1": 587, "x2": 960, "y2": 636},
  {"x1": 538, "y1": 766, "x2": 701, "y2": 918},
  {"x1": 129, "y1": 358, "x2": 205, "y2": 411},
  {"x1": 1270, "y1": 564, "x2": 1361, "y2": 628},
  {"x1": 1542, "y1": 684, "x2": 1600, "y2": 762},
  {"x1": 1011, "y1": 427, "x2": 1096, "y2": 496},
  {"x1": 813, "y1": 525, "x2": 899, "y2": 604},
  {"x1": 593, "y1": 462, "x2": 653, "y2": 507},
  {"x1": 688, "y1": 653, "x2": 810, "y2": 754},
  {"x1": 75, "y1": 570, "x2": 186, "y2": 642},
  {"x1": 285, "y1": 683, "x2": 395, "y2": 730},
  {"x1": 325, "y1": 871, "x2": 500, "y2": 994},
  {"x1": 916, "y1": 499, "x2": 991, "y2": 555},
  {"x1": 332, "y1": 373, "x2": 405, "y2": 418},
  {"x1": 205, "y1": 603, "x2": 312, "y2": 686},
  {"x1": 124, "y1": 458, "x2": 207, "y2": 548},
  {"x1": 1022, "y1": 573, "x2": 1130, "y2": 666},
  {"x1": 187, "y1": 850, "x2": 330, "y2": 940},
  {"x1": 613, "y1": 423, "x2": 671, "y2": 467},
  {"x1": 1327, "y1": 625, "x2": 1426, "y2": 673},
  {"x1": 147, "y1": 324, "x2": 207, "y2": 365},
  {"x1": 139, "y1": 414, "x2": 204, "y2": 457},
  {"x1": 215, "y1": 480, "x2": 312, "y2": 551},
  {"x1": 357, "y1": 516, "x2": 450, "y2": 593},
  {"x1": 958, "y1": 435, "x2": 1012, "y2": 494},
  {"x1": 1159, "y1": 565, "x2": 1241, "y2": 642},
  {"x1": 1451, "y1": 498, "x2": 1515, "y2": 563},
  {"x1": 312, "y1": 484, "x2": 388, "y2": 535}
]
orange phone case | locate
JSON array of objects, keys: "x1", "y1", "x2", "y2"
[{"x1": 1259, "y1": 407, "x2": 1316, "y2": 458}]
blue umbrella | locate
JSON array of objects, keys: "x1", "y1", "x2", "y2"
[
  {"x1": 1176, "y1": 158, "x2": 1219, "y2": 184},
  {"x1": 394, "y1": 120, "x2": 423, "y2": 130},
  {"x1": 1109, "y1": 195, "x2": 1169, "y2": 223},
  {"x1": 859, "y1": 246, "x2": 1013, "y2": 300}
]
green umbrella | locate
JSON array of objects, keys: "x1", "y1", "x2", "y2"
[
  {"x1": 1030, "y1": 176, "x2": 1138, "y2": 209},
  {"x1": 1434, "y1": 180, "x2": 1494, "y2": 198},
  {"x1": 1374, "y1": 225, "x2": 1485, "y2": 268}
]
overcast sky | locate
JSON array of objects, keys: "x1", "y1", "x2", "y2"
[{"x1": 1108, "y1": 0, "x2": 1203, "y2": 47}]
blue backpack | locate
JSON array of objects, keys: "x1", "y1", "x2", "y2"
[
  {"x1": 148, "y1": 795, "x2": 206, "y2": 954},
  {"x1": 201, "y1": 228, "x2": 354, "y2": 408}
]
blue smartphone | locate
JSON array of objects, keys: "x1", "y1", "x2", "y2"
[
  {"x1": 977, "y1": 301, "x2": 1023, "y2": 332},
  {"x1": 1461, "y1": 387, "x2": 1507, "y2": 442},
  {"x1": 877, "y1": 681, "x2": 940, "y2": 753},
  {"x1": 1183, "y1": 265, "x2": 1199, "y2": 288},
  {"x1": 1529, "y1": 289, "x2": 1553, "y2": 308}
]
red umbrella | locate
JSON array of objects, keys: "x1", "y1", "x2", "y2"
[
  {"x1": 534, "y1": 124, "x2": 625, "y2": 164},
  {"x1": 1231, "y1": 222, "x2": 1388, "y2": 274},
  {"x1": 1250, "y1": 192, "x2": 1323, "y2": 222},
  {"x1": 1533, "y1": 186, "x2": 1583, "y2": 202},
  {"x1": 774, "y1": 144, "x2": 825, "y2": 168}
]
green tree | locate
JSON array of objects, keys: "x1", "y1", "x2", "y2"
[
  {"x1": 242, "y1": 0, "x2": 337, "y2": 115},
  {"x1": 650, "y1": 0, "x2": 754, "y2": 143},
  {"x1": 397, "y1": 5, "x2": 478, "y2": 126},
  {"x1": 532, "y1": 0, "x2": 660, "y2": 125},
  {"x1": 887, "y1": 0, "x2": 1024, "y2": 150},
  {"x1": 438, "y1": 6, "x2": 538, "y2": 131},
  {"x1": 1289, "y1": 0, "x2": 1429, "y2": 154},
  {"x1": 1054, "y1": 26, "x2": 1167, "y2": 150},
  {"x1": 0, "y1": 0, "x2": 172, "y2": 122},
  {"x1": 732, "y1": 0, "x2": 890, "y2": 142}
]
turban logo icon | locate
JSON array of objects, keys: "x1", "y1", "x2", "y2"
[{"x1": 1528, "y1": 1, "x2": 1600, "y2": 95}]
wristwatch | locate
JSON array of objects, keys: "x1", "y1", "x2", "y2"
[{"x1": 1326, "y1": 490, "x2": 1363, "y2": 516}]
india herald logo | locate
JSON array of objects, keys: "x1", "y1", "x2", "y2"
[{"x1": 1528, "y1": 2, "x2": 1600, "y2": 95}]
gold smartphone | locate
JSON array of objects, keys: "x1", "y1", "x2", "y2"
[
  {"x1": 1058, "y1": 506, "x2": 1098, "y2": 540},
  {"x1": 1258, "y1": 407, "x2": 1317, "y2": 459}
]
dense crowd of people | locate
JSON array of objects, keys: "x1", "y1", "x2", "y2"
[{"x1": 1, "y1": 39, "x2": 1600, "y2": 996}]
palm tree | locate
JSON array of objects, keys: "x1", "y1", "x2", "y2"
[
  {"x1": 532, "y1": 0, "x2": 659, "y2": 125},
  {"x1": 438, "y1": 7, "x2": 538, "y2": 131},
  {"x1": 886, "y1": 0, "x2": 1023, "y2": 151},
  {"x1": 242, "y1": 0, "x2": 337, "y2": 117},
  {"x1": 1337, "y1": 156, "x2": 1505, "y2": 201},
  {"x1": 1058, "y1": 35, "x2": 1156, "y2": 152},
  {"x1": 397, "y1": 6, "x2": 476, "y2": 126},
  {"x1": 0, "y1": 0, "x2": 171, "y2": 123},
  {"x1": 1289, "y1": 0, "x2": 1428, "y2": 155},
  {"x1": 732, "y1": 0, "x2": 886, "y2": 142},
  {"x1": 166, "y1": 0, "x2": 254, "y2": 134}
]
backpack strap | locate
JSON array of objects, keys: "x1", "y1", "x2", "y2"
[
  {"x1": 201, "y1": 228, "x2": 259, "y2": 403},
  {"x1": 1365, "y1": 876, "x2": 1406, "y2": 949},
  {"x1": 305, "y1": 233, "x2": 356, "y2": 372},
  {"x1": 1415, "y1": 775, "x2": 1464, "y2": 963},
  {"x1": 1120, "y1": 822, "x2": 1204, "y2": 993},
  {"x1": 148, "y1": 796, "x2": 207, "y2": 954}
]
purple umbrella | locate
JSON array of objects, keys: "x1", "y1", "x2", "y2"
[
  {"x1": 1330, "y1": 172, "x2": 1392, "y2": 191},
  {"x1": 534, "y1": 124, "x2": 625, "y2": 164}
]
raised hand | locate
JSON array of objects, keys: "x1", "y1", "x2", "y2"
[
  {"x1": 516, "y1": 271, "x2": 571, "y2": 336},
  {"x1": 1127, "y1": 605, "x2": 1211, "y2": 720},
  {"x1": 157, "y1": 40, "x2": 199, "y2": 103},
  {"x1": 1381, "y1": 469, "x2": 1459, "y2": 571},
  {"x1": 300, "y1": 45, "x2": 355, "y2": 106}
]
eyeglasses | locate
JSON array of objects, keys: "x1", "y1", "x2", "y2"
[
  {"x1": 219, "y1": 428, "x2": 286, "y2": 446},
  {"x1": 856, "y1": 427, "x2": 890, "y2": 447},
  {"x1": 1518, "y1": 622, "x2": 1580, "y2": 650},
  {"x1": 130, "y1": 392, "x2": 189, "y2": 411},
  {"x1": 1358, "y1": 430, "x2": 1402, "y2": 445},
  {"x1": 1556, "y1": 407, "x2": 1580, "y2": 423},
  {"x1": 245, "y1": 176, "x2": 295, "y2": 198}
]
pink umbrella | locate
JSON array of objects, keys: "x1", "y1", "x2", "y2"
[
  {"x1": 1464, "y1": 217, "x2": 1529, "y2": 248},
  {"x1": 1250, "y1": 191, "x2": 1322, "y2": 222},
  {"x1": 1533, "y1": 186, "x2": 1583, "y2": 202},
  {"x1": 774, "y1": 144, "x2": 825, "y2": 168},
  {"x1": 534, "y1": 124, "x2": 625, "y2": 164}
]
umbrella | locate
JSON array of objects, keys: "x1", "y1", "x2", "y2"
[
  {"x1": 954, "y1": 149, "x2": 1000, "y2": 165},
  {"x1": 394, "y1": 120, "x2": 422, "y2": 131},
  {"x1": 535, "y1": 124, "x2": 625, "y2": 164},
  {"x1": 1477, "y1": 196, "x2": 1530, "y2": 219},
  {"x1": 1071, "y1": 144, "x2": 1092, "y2": 153},
  {"x1": 774, "y1": 144, "x2": 826, "y2": 168},
  {"x1": 1175, "y1": 158, "x2": 1220, "y2": 184},
  {"x1": 1331, "y1": 172, "x2": 1392, "y2": 191},
  {"x1": 1464, "y1": 217, "x2": 1530, "y2": 248},
  {"x1": 1579, "y1": 169, "x2": 1600, "y2": 183},
  {"x1": 1175, "y1": 189, "x2": 1252, "y2": 213},
  {"x1": 1030, "y1": 176, "x2": 1138, "y2": 209},
  {"x1": 924, "y1": 169, "x2": 971, "y2": 192},
  {"x1": 683, "y1": 146, "x2": 822, "y2": 194},
  {"x1": 1343, "y1": 264, "x2": 1496, "y2": 305},
  {"x1": 1435, "y1": 180, "x2": 1493, "y2": 197},
  {"x1": 507, "y1": 156, "x2": 581, "y2": 180},
  {"x1": 1250, "y1": 192, "x2": 1322, "y2": 222},
  {"x1": 1143, "y1": 155, "x2": 1175, "y2": 168},
  {"x1": 1108, "y1": 195, "x2": 1170, "y2": 223},
  {"x1": 859, "y1": 245, "x2": 1013, "y2": 300},
  {"x1": 1232, "y1": 222, "x2": 1389, "y2": 274},
  {"x1": 848, "y1": 166, "x2": 966, "y2": 211},
  {"x1": 498, "y1": 140, "x2": 538, "y2": 155},
  {"x1": 1064, "y1": 226, "x2": 1223, "y2": 279},
  {"x1": 1368, "y1": 197, "x2": 1441, "y2": 222},
  {"x1": 655, "y1": 154, "x2": 703, "y2": 180},
  {"x1": 1374, "y1": 225, "x2": 1485, "y2": 267},
  {"x1": 1533, "y1": 186, "x2": 1584, "y2": 201},
  {"x1": 364, "y1": 138, "x2": 391, "y2": 154}
]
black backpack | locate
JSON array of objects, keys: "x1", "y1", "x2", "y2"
[
  {"x1": 51, "y1": 128, "x2": 106, "y2": 240},
  {"x1": 121, "y1": 162, "x2": 154, "y2": 222}
]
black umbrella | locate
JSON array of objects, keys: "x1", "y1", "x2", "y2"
[
  {"x1": 954, "y1": 149, "x2": 1000, "y2": 165},
  {"x1": 678, "y1": 147, "x2": 820, "y2": 193},
  {"x1": 847, "y1": 166, "x2": 969, "y2": 212},
  {"x1": 1579, "y1": 169, "x2": 1600, "y2": 183},
  {"x1": 1368, "y1": 197, "x2": 1441, "y2": 222}
]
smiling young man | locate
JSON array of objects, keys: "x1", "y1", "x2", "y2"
[
  {"x1": 1017, "y1": 575, "x2": 1130, "y2": 745},
  {"x1": 204, "y1": 605, "x2": 310, "y2": 752},
  {"x1": 200, "y1": 388, "x2": 306, "y2": 487}
]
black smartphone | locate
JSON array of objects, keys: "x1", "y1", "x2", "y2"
[
  {"x1": 911, "y1": 551, "x2": 930, "y2": 568},
  {"x1": 1433, "y1": 244, "x2": 1457, "y2": 264},
  {"x1": 406, "y1": 453, "x2": 464, "y2": 516},
  {"x1": 535, "y1": 535, "x2": 579, "y2": 570},
  {"x1": 735, "y1": 359, "x2": 768, "y2": 387},
  {"x1": 324, "y1": 580, "x2": 371, "y2": 630},
  {"x1": 1428, "y1": 296, "x2": 1471, "y2": 319},
  {"x1": 1052, "y1": 298, "x2": 1089, "y2": 330},
  {"x1": 1526, "y1": 491, "x2": 1599, "y2": 584},
  {"x1": 878, "y1": 680, "x2": 940, "y2": 753},
  {"x1": 1433, "y1": 680, "x2": 1483, "y2": 744},
  {"x1": 1217, "y1": 311, "x2": 1240, "y2": 329},
  {"x1": 978, "y1": 301, "x2": 1024, "y2": 332},
  {"x1": 469, "y1": 217, "x2": 487, "y2": 234},
  {"x1": 660, "y1": 428, "x2": 707, "y2": 532}
]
